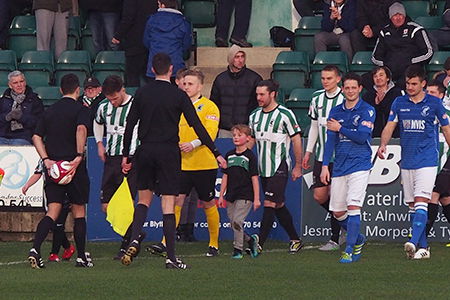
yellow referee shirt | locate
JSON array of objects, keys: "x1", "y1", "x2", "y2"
[{"x1": 179, "y1": 96, "x2": 220, "y2": 171}]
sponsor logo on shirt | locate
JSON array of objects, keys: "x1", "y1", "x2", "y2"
[
  {"x1": 402, "y1": 29, "x2": 408, "y2": 37},
  {"x1": 368, "y1": 109, "x2": 374, "y2": 117},
  {"x1": 206, "y1": 115, "x2": 219, "y2": 121},
  {"x1": 421, "y1": 106, "x2": 430, "y2": 117},
  {"x1": 400, "y1": 109, "x2": 410, "y2": 112},
  {"x1": 402, "y1": 119, "x2": 425, "y2": 130},
  {"x1": 352, "y1": 114, "x2": 361, "y2": 126},
  {"x1": 361, "y1": 121, "x2": 373, "y2": 128}
]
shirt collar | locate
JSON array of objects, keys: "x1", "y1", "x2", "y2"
[{"x1": 341, "y1": 98, "x2": 362, "y2": 111}]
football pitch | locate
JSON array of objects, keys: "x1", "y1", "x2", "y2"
[{"x1": 1, "y1": 241, "x2": 450, "y2": 299}]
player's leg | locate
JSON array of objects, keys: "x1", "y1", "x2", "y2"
[
  {"x1": 161, "y1": 194, "x2": 185, "y2": 246},
  {"x1": 50, "y1": 202, "x2": 72, "y2": 262},
  {"x1": 401, "y1": 169, "x2": 418, "y2": 258},
  {"x1": 257, "y1": 174, "x2": 281, "y2": 251},
  {"x1": 440, "y1": 196, "x2": 450, "y2": 246},
  {"x1": 426, "y1": 192, "x2": 440, "y2": 237},
  {"x1": 71, "y1": 203, "x2": 92, "y2": 267}
]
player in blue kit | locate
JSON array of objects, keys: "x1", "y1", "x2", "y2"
[
  {"x1": 320, "y1": 73, "x2": 375, "y2": 263},
  {"x1": 378, "y1": 66, "x2": 450, "y2": 260}
]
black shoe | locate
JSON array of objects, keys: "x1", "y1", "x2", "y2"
[
  {"x1": 229, "y1": 37, "x2": 253, "y2": 48},
  {"x1": 146, "y1": 242, "x2": 167, "y2": 257},
  {"x1": 75, "y1": 252, "x2": 94, "y2": 267},
  {"x1": 28, "y1": 248, "x2": 45, "y2": 269},
  {"x1": 215, "y1": 37, "x2": 229, "y2": 47},
  {"x1": 165, "y1": 258, "x2": 189, "y2": 269},
  {"x1": 121, "y1": 240, "x2": 140, "y2": 266},
  {"x1": 206, "y1": 246, "x2": 219, "y2": 257},
  {"x1": 113, "y1": 248, "x2": 126, "y2": 260}
]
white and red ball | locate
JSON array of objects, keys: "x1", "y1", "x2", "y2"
[{"x1": 49, "y1": 160, "x2": 73, "y2": 185}]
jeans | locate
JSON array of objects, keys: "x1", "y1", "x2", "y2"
[
  {"x1": 88, "y1": 11, "x2": 120, "y2": 52},
  {"x1": 0, "y1": 137, "x2": 31, "y2": 145}
]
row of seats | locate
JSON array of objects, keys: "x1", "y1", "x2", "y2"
[
  {"x1": 0, "y1": 50, "x2": 125, "y2": 87},
  {"x1": 271, "y1": 50, "x2": 450, "y2": 95}
]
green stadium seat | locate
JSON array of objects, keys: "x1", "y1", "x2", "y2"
[
  {"x1": 0, "y1": 50, "x2": 18, "y2": 86},
  {"x1": 18, "y1": 51, "x2": 54, "y2": 87},
  {"x1": 271, "y1": 51, "x2": 310, "y2": 99},
  {"x1": 294, "y1": 16, "x2": 322, "y2": 61},
  {"x1": 350, "y1": 51, "x2": 375, "y2": 75},
  {"x1": 426, "y1": 51, "x2": 450, "y2": 78},
  {"x1": 285, "y1": 88, "x2": 316, "y2": 137},
  {"x1": 435, "y1": 0, "x2": 446, "y2": 15},
  {"x1": 93, "y1": 51, "x2": 125, "y2": 71},
  {"x1": 403, "y1": 1, "x2": 431, "y2": 19},
  {"x1": 126, "y1": 87, "x2": 138, "y2": 96},
  {"x1": 0, "y1": 86, "x2": 9, "y2": 96},
  {"x1": 35, "y1": 86, "x2": 62, "y2": 107},
  {"x1": 414, "y1": 16, "x2": 443, "y2": 30},
  {"x1": 55, "y1": 50, "x2": 91, "y2": 85},
  {"x1": 182, "y1": 0, "x2": 216, "y2": 28},
  {"x1": 92, "y1": 70, "x2": 125, "y2": 85},
  {"x1": 8, "y1": 15, "x2": 37, "y2": 60},
  {"x1": 310, "y1": 51, "x2": 348, "y2": 89}
]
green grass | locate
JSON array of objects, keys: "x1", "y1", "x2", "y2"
[{"x1": 1, "y1": 241, "x2": 450, "y2": 299}]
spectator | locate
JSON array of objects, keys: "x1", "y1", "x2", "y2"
[
  {"x1": 0, "y1": 71, "x2": 44, "y2": 145},
  {"x1": 33, "y1": 0, "x2": 72, "y2": 59},
  {"x1": 143, "y1": 0, "x2": 192, "y2": 80},
  {"x1": 351, "y1": 0, "x2": 395, "y2": 52},
  {"x1": 372, "y1": 2, "x2": 433, "y2": 88},
  {"x1": 78, "y1": 76, "x2": 105, "y2": 136},
  {"x1": 210, "y1": 45, "x2": 262, "y2": 138},
  {"x1": 429, "y1": 0, "x2": 450, "y2": 51},
  {"x1": 79, "y1": 0, "x2": 122, "y2": 52},
  {"x1": 314, "y1": 0, "x2": 356, "y2": 62},
  {"x1": 432, "y1": 57, "x2": 450, "y2": 89},
  {"x1": 363, "y1": 66, "x2": 402, "y2": 138},
  {"x1": 293, "y1": 0, "x2": 325, "y2": 17},
  {"x1": 215, "y1": 0, "x2": 253, "y2": 48},
  {"x1": 112, "y1": 0, "x2": 158, "y2": 87}
]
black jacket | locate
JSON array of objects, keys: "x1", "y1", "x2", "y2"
[
  {"x1": 210, "y1": 66, "x2": 262, "y2": 131},
  {"x1": 114, "y1": 0, "x2": 158, "y2": 56},
  {"x1": 79, "y1": 0, "x2": 122, "y2": 12},
  {"x1": 372, "y1": 21, "x2": 434, "y2": 80},
  {"x1": 0, "y1": 86, "x2": 44, "y2": 142},
  {"x1": 355, "y1": 0, "x2": 395, "y2": 35}
]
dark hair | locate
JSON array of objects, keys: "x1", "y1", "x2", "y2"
[
  {"x1": 176, "y1": 67, "x2": 188, "y2": 80},
  {"x1": 160, "y1": 0, "x2": 178, "y2": 8},
  {"x1": 427, "y1": 79, "x2": 446, "y2": 94},
  {"x1": 231, "y1": 124, "x2": 252, "y2": 136},
  {"x1": 152, "y1": 53, "x2": 172, "y2": 75},
  {"x1": 342, "y1": 72, "x2": 362, "y2": 86},
  {"x1": 371, "y1": 66, "x2": 392, "y2": 81},
  {"x1": 405, "y1": 65, "x2": 426, "y2": 81},
  {"x1": 444, "y1": 57, "x2": 450, "y2": 71},
  {"x1": 184, "y1": 68, "x2": 205, "y2": 84},
  {"x1": 60, "y1": 73, "x2": 79, "y2": 95},
  {"x1": 322, "y1": 65, "x2": 341, "y2": 77},
  {"x1": 102, "y1": 75, "x2": 124, "y2": 96},
  {"x1": 256, "y1": 79, "x2": 279, "y2": 93}
]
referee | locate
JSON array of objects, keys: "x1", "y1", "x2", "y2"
[
  {"x1": 28, "y1": 74, "x2": 92, "y2": 269},
  {"x1": 121, "y1": 53, "x2": 226, "y2": 269}
]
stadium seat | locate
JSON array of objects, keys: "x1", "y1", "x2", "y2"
[
  {"x1": 426, "y1": 51, "x2": 450, "y2": 78},
  {"x1": 55, "y1": 50, "x2": 91, "y2": 85},
  {"x1": 435, "y1": 0, "x2": 446, "y2": 15},
  {"x1": 0, "y1": 50, "x2": 18, "y2": 86},
  {"x1": 126, "y1": 87, "x2": 138, "y2": 96},
  {"x1": 294, "y1": 16, "x2": 322, "y2": 61},
  {"x1": 19, "y1": 51, "x2": 54, "y2": 87},
  {"x1": 414, "y1": 16, "x2": 443, "y2": 30},
  {"x1": 93, "y1": 51, "x2": 125, "y2": 71},
  {"x1": 34, "y1": 86, "x2": 62, "y2": 107},
  {"x1": 285, "y1": 88, "x2": 316, "y2": 137},
  {"x1": 182, "y1": 0, "x2": 216, "y2": 28},
  {"x1": 92, "y1": 70, "x2": 125, "y2": 85},
  {"x1": 403, "y1": 1, "x2": 431, "y2": 19},
  {"x1": 310, "y1": 51, "x2": 348, "y2": 89},
  {"x1": 271, "y1": 51, "x2": 310, "y2": 99},
  {"x1": 0, "y1": 86, "x2": 8, "y2": 95},
  {"x1": 350, "y1": 51, "x2": 375, "y2": 75},
  {"x1": 8, "y1": 15, "x2": 37, "y2": 60}
]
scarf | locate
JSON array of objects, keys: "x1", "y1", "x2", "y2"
[{"x1": 10, "y1": 90, "x2": 25, "y2": 131}]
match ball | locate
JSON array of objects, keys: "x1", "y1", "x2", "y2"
[{"x1": 49, "y1": 161, "x2": 73, "y2": 185}]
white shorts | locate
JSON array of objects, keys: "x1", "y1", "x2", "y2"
[
  {"x1": 329, "y1": 170, "x2": 370, "y2": 212},
  {"x1": 401, "y1": 167, "x2": 437, "y2": 203}
]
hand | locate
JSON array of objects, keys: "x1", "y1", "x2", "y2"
[
  {"x1": 112, "y1": 37, "x2": 120, "y2": 44},
  {"x1": 121, "y1": 156, "x2": 132, "y2": 174},
  {"x1": 217, "y1": 155, "x2": 227, "y2": 169},
  {"x1": 302, "y1": 152, "x2": 312, "y2": 170},
  {"x1": 377, "y1": 144, "x2": 386, "y2": 159},
  {"x1": 327, "y1": 118, "x2": 341, "y2": 132},
  {"x1": 68, "y1": 156, "x2": 82, "y2": 173},
  {"x1": 253, "y1": 199, "x2": 261, "y2": 211},
  {"x1": 218, "y1": 197, "x2": 225, "y2": 208},
  {"x1": 320, "y1": 166, "x2": 330, "y2": 185},
  {"x1": 375, "y1": 90, "x2": 385, "y2": 105},
  {"x1": 362, "y1": 25, "x2": 373, "y2": 38},
  {"x1": 291, "y1": 165, "x2": 302, "y2": 181},
  {"x1": 97, "y1": 143, "x2": 106, "y2": 162},
  {"x1": 330, "y1": 7, "x2": 339, "y2": 20},
  {"x1": 179, "y1": 142, "x2": 194, "y2": 153},
  {"x1": 5, "y1": 108, "x2": 23, "y2": 121},
  {"x1": 44, "y1": 159, "x2": 56, "y2": 174}
]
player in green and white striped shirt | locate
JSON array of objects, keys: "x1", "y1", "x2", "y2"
[
  {"x1": 93, "y1": 75, "x2": 144, "y2": 260},
  {"x1": 302, "y1": 65, "x2": 345, "y2": 251},
  {"x1": 249, "y1": 79, "x2": 304, "y2": 255}
]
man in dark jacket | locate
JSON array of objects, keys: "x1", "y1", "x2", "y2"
[
  {"x1": 143, "y1": 0, "x2": 191, "y2": 79},
  {"x1": 372, "y1": 2, "x2": 433, "y2": 87},
  {"x1": 351, "y1": 0, "x2": 395, "y2": 52},
  {"x1": 430, "y1": 0, "x2": 450, "y2": 51},
  {"x1": 0, "y1": 71, "x2": 44, "y2": 145},
  {"x1": 112, "y1": 0, "x2": 158, "y2": 86},
  {"x1": 210, "y1": 45, "x2": 262, "y2": 138}
]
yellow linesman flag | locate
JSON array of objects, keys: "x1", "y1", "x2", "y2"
[{"x1": 106, "y1": 177, "x2": 134, "y2": 236}]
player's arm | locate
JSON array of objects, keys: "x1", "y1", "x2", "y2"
[
  {"x1": 218, "y1": 173, "x2": 227, "y2": 207},
  {"x1": 251, "y1": 175, "x2": 261, "y2": 211},
  {"x1": 442, "y1": 125, "x2": 450, "y2": 147},
  {"x1": 320, "y1": 129, "x2": 337, "y2": 185},
  {"x1": 93, "y1": 119, "x2": 106, "y2": 161},
  {"x1": 291, "y1": 133, "x2": 303, "y2": 181},
  {"x1": 32, "y1": 134, "x2": 54, "y2": 170},
  {"x1": 378, "y1": 121, "x2": 397, "y2": 159},
  {"x1": 303, "y1": 119, "x2": 319, "y2": 169},
  {"x1": 122, "y1": 90, "x2": 141, "y2": 172},
  {"x1": 70, "y1": 124, "x2": 87, "y2": 171}
]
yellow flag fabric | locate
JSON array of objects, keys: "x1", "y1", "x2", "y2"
[{"x1": 106, "y1": 177, "x2": 134, "y2": 236}]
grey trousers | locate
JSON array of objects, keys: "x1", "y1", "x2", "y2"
[
  {"x1": 35, "y1": 7, "x2": 68, "y2": 59},
  {"x1": 314, "y1": 31, "x2": 353, "y2": 62},
  {"x1": 226, "y1": 199, "x2": 252, "y2": 251}
]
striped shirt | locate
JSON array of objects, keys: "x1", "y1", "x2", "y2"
[
  {"x1": 308, "y1": 88, "x2": 344, "y2": 161},
  {"x1": 249, "y1": 104, "x2": 301, "y2": 177},
  {"x1": 95, "y1": 95, "x2": 139, "y2": 156}
]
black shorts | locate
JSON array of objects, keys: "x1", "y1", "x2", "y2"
[
  {"x1": 44, "y1": 160, "x2": 90, "y2": 205},
  {"x1": 261, "y1": 161, "x2": 288, "y2": 204},
  {"x1": 101, "y1": 155, "x2": 137, "y2": 204},
  {"x1": 135, "y1": 142, "x2": 181, "y2": 195},
  {"x1": 312, "y1": 160, "x2": 334, "y2": 188},
  {"x1": 433, "y1": 169, "x2": 450, "y2": 197},
  {"x1": 180, "y1": 169, "x2": 217, "y2": 201}
]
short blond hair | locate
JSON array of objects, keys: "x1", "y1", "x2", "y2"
[
  {"x1": 184, "y1": 67, "x2": 205, "y2": 84},
  {"x1": 231, "y1": 124, "x2": 252, "y2": 136}
]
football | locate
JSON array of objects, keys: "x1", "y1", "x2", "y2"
[{"x1": 49, "y1": 160, "x2": 73, "y2": 185}]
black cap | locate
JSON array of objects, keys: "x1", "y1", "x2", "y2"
[{"x1": 84, "y1": 77, "x2": 101, "y2": 88}]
